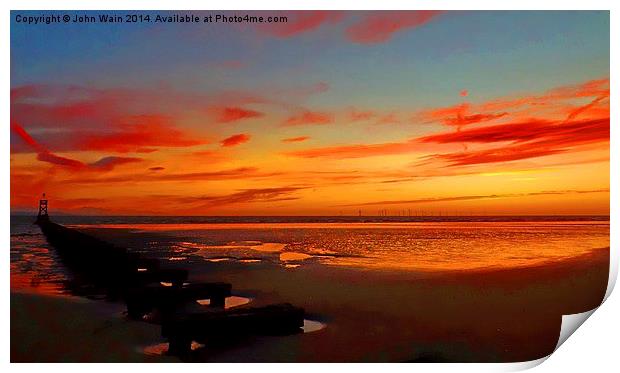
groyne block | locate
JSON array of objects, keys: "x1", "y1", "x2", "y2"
[
  {"x1": 126, "y1": 281, "x2": 231, "y2": 319},
  {"x1": 162, "y1": 303, "x2": 305, "y2": 354}
]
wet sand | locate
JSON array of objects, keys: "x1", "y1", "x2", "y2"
[
  {"x1": 10, "y1": 291, "x2": 178, "y2": 362},
  {"x1": 10, "y1": 246, "x2": 609, "y2": 362}
]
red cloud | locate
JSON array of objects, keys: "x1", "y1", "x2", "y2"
[
  {"x1": 10, "y1": 82, "x2": 331, "y2": 154},
  {"x1": 444, "y1": 112, "x2": 508, "y2": 126},
  {"x1": 283, "y1": 110, "x2": 333, "y2": 126},
  {"x1": 282, "y1": 136, "x2": 310, "y2": 143},
  {"x1": 544, "y1": 78, "x2": 610, "y2": 100},
  {"x1": 83, "y1": 115, "x2": 205, "y2": 153},
  {"x1": 287, "y1": 116, "x2": 609, "y2": 165},
  {"x1": 287, "y1": 79, "x2": 610, "y2": 162},
  {"x1": 420, "y1": 117, "x2": 609, "y2": 166},
  {"x1": 565, "y1": 96, "x2": 608, "y2": 121},
  {"x1": 11, "y1": 121, "x2": 85, "y2": 169},
  {"x1": 346, "y1": 11, "x2": 443, "y2": 44},
  {"x1": 11, "y1": 121, "x2": 142, "y2": 171},
  {"x1": 476, "y1": 78, "x2": 610, "y2": 114},
  {"x1": 213, "y1": 106, "x2": 264, "y2": 123},
  {"x1": 429, "y1": 144, "x2": 564, "y2": 167},
  {"x1": 11, "y1": 84, "x2": 210, "y2": 153},
  {"x1": 460, "y1": 90, "x2": 469, "y2": 97},
  {"x1": 418, "y1": 117, "x2": 608, "y2": 145},
  {"x1": 11, "y1": 121, "x2": 43, "y2": 152},
  {"x1": 220, "y1": 133, "x2": 251, "y2": 147},
  {"x1": 418, "y1": 103, "x2": 507, "y2": 127},
  {"x1": 259, "y1": 11, "x2": 343, "y2": 38},
  {"x1": 416, "y1": 78, "x2": 609, "y2": 128}
]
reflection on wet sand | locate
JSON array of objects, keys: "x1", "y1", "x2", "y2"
[
  {"x1": 143, "y1": 340, "x2": 206, "y2": 356},
  {"x1": 10, "y1": 214, "x2": 610, "y2": 363},
  {"x1": 10, "y1": 232, "x2": 70, "y2": 296},
  {"x1": 67, "y1": 220, "x2": 610, "y2": 271},
  {"x1": 280, "y1": 252, "x2": 313, "y2": 262}
]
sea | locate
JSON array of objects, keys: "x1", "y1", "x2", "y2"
[{"x1": 10, "y1": 215, "x2": 610, "y2": 295}]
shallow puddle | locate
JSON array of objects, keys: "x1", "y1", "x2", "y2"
[
  {"x1": 280, "y1": 252, "x2": 313, "y2": 262},
  {"x1": 196, "y1": 295, "x2": 252, "y2": 309},
  {"x1": 159, "y1": 282, "x2": 190, "y2": 287},
  {"x1": 250, "y1": 242, "x2": 287, "y2": 253},
  {"x1": 302, "y1": 319, "x2": 327, "y2": 333},
  {"x1": 142, "y1": 340, "x2": 205, "y2": 356}
]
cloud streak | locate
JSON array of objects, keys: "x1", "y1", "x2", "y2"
[
  {"x1": 212, "y1": 106, "x2": 264, "y2": 123},
  {"x1": 283, "y1": 110, "x2": 333, "y2": 126},
  {"x1": 170, "y1": 186, "x2": 307, "y2": 208},
  {"x1": 11, "y1": 121, "x2": 144, "y2": 171},
  {"x1": 11, "y1": 121, "x2": 84, "y2": 168},
  {"x1": 346, "y1": 11, "x2": 444, "y2": 44},
  {"x1": 220, "y1": 133, "x2": 251, "y2": 147},
  {"x1": 282, "y1": 136, "x2": 310, "y2": 143},
  {"x1": 259, "y1": 11, "x2": 343, "y2": 38}
]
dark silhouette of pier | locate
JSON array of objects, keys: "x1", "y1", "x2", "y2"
[{"x1": 33, "y1": 195, "x2": 305, "y2": 355}]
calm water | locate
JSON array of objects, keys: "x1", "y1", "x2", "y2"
[{"x1": 10, "y1": 215, "x2": 610, "y2": 294}]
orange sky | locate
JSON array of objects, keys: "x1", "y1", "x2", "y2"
[{"x1": 10, "y1": 11, "x2": 610, "y2": 216}]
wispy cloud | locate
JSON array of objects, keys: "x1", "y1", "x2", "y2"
[
  {"x1": 11, "y1": 121, "x2": 144, "y2": 171},
  {"x1": 287, "y1": 116, "x2": 609, "y2": 166},
  {"x1": 83, "y1": 115, "x2": 205, "y2": 153},
  {"x1": 286, "y1": 140, "x2": 417, "y2": 159},
  {"x1": 282, "y1": 136, "x2": 310, "y2": 143},
  {"x1": 62, "y1": 167, "x2": 282, "y2": 185},
  {"x1": 259, "y1": 11, "x2": 343, "y2": 38},
  {"x1": 415, "y1": 78, "x2": 609, "y2": 127},
  {"x1": 287, "y1": 78, "x2": 610, "y2": 169},
  {"x1": 169, "y1": 186, "x2": 308, "y2": 208},
  {"x1": 220, "y1": 133, "x2": 251, "y2": 147},
  {"x1": 283, "y1": 110, "x2": 333, "y2": 126},
  {"x1": 211, "y1": 106, "x2": 264, "y2": 123},
  {"x1": 345, "y1": 11, "x2": 444, "y2": 44},
  {"x1": 11, "y1": 121, "x2": 84, "y2": 169}
]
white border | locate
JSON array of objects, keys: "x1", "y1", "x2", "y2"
[{"x1": 3, "y1": 1, "x2": 617, "y2": 372}]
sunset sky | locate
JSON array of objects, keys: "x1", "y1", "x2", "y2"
[{"x1": 10, "y1": 11, "x2": 610, "y2": 215}]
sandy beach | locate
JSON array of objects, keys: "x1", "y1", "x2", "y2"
[
  {"x1": 11, "y1": 243, "x2": 609, "y2": 362},
  {"x1": 11, "y1": 291, "x2": 178, "y2": 362}
]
